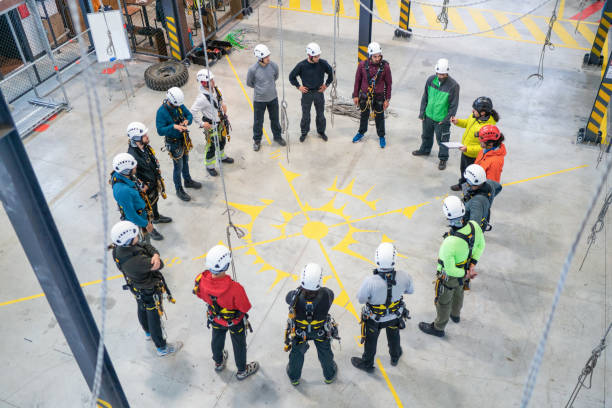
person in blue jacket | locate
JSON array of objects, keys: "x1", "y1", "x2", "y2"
[
  {"x1": 110, "y1": 153, "x2": 154, "y2": 241},
  {"x1": 156, "y1": 87, "x2": 202, "y2": 202}
]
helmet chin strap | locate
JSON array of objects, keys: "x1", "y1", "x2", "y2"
[{"x1": 449, "y1": 217, "x2": 464, "y2": 228}]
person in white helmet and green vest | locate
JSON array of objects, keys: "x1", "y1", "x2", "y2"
[
  {"x1": 247, "y1": 43, "x2": 286, "y2": 152},
  {"x1": 352, "y1": 243, "x2": 413, "y2": 373},
  {"x1": 419, "y1": 196, "x2": 485, "y2": 337},
  {"x1": 413, "y1": 58, "x2": 460, "y2": 171}
]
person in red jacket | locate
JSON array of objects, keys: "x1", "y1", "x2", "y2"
[
  {"x1": 194, "y1": 245, "x2": 259, "y2": 380},
  {"x1": 474, "y1": 124, "x2": 506, "y2": 183}
]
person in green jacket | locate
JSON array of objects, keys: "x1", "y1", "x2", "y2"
[
  {"x1": 419, "y1": 196, "x2": 485, "y2": 337},
  {"x1": 449, "y1": 96, "x2": 499, "y2": 191},
  {"x1": 413, "y1": 58, "x2": 460, "y2": 171}
]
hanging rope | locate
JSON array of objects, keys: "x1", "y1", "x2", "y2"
[
  {"x1": 195, "y1": 5, "x2": 245, "y2": 281},
  {"x1": 573, "y1": 0, "x2": 588, "y2": 34},
  {"x1": 277, "y1": 0, "x2": 290, "y2": 162},
  {"x1": 330, "y1": 0, "x2": 340, "y2": 127},
  {"x1": 436, "y1": 0, "x2": 450, "y2": 30},
  {"x1": 519, "y1": 156, "x2": 612, "y2": 408},
  {"x1": 528, "y1": 0, "x2": 560, "y2": 81},
  {"x1": 411, "y1": 0, "x2": 492, "y2": 6},
  {"x1": 565, "y1": 322, "x2": 612, "y2": 408},
  {"x1": 576, "y1": 189, "x2": 612, "y2": 272},
  {"x1": 596, "y1": 141, "x2": 612, "y2": 169}
]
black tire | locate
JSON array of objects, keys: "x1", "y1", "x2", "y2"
[{"x1": 144, "y1": 61, "x2": 189, "y2": 91}]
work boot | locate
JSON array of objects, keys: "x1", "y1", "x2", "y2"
[
  {"x1": 450, "y1": 315, "x2": 460, "y2": 323},
  {"x1": 215, "y1": 350, "x2": 229, "y2": 372},
  {"x1": 351, "y1": 357, "x2": 374, "y2": 373},
  {"x1": 236, "y1": 361, "x2": 259, "y2": 380},
  {"x1": 391, "y1": 349, "x2": 403, "y2": 366},
  {"x1": 379, "y1": 136, "x2": 386, "y2": 149},
  {"x1": 221, "y1": 157, "x2": 234, "y2": 164},
  {"x1": 319, "y1": 133, "x2": 328, "y2": 141},
  {"x1": 275, "y1": 137, "x2": 287, "y2": 146},
  {"x1": 324, "y1": 362, "x2": 338, "y2": 384},
  {"x1": 450, "y1": 184, "x2": 462, "y2": 191},
  {"x1": 418, "y1": 322, "x2": 445, "y2": 337},
  {"x1": 157, "y1": 341, "x2": 183, "y2": 357},
  {"x1": 299, "y1": 133, "x2": 307, "y2": 142},
  {"x1": 149, "y1": 228, "x2": 164, "y2": 241},
  {"x1": 286, "y1": 364, "x2": 300, "y2": 386},
  {"x1": 176, "y1": 187, "x2": 191, "y2": 202},
  {"x1": 153, "y1": 214, "x2": 172, "y2": 224},
  {"x1": 438, "y1": 160, "x2": 447, "y2": 170},
  {"x1": 352, "y1": 132, "x2": 364, "y2": 143},
  {"x1": 253, "y1": 142, "x2": 261, "y2": 152},
  {"x1": 412, "y1": 150, "x2": 429, "y2": 156},
  {"x1": 184, "y1": 179, "x2": 202, "y2": 189},
  {"x1": 207, "y1": 168, "x2": 218, "y2": 177}
]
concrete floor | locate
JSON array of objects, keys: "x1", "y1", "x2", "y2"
[{"x1": 1, "y1": 0, "x2": 611, "y2": 407}]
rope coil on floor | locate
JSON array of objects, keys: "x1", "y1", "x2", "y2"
[{"x1": 277, "y1": 0, "x2": 290, "y2": 162}]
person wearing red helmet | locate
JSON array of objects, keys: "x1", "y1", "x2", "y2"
[{"x1": 474, "y1": 124, "x2": 506, "y2": 183}]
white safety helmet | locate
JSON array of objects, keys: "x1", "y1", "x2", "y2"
[
  {"x1": 464, "y1": 164, "x2": 487, "y2": 186},
  {"x1": 442, "y1": 195, "x2": 465, "y2": 220},
  {"x1": 253, "y1": 44, "x2": 271, "y2": 59},
  {"x1": 435, "y1": 58, "x2": 449, "y2": 74},
  {"x1": 300, "y1": 263, "x2": 322, "y2": 291},
  {"x1": 166, "y1": 87, "x2": 184, "y2": 106},
  {"x1": 375, "y1": 242, "x2": 396, "y2": 271},
  {"x1": 367, "y1": 42, "x2": 382, "y2": 56},
  {"x1": 197, "y1": 69, "x2": 214, "y2": 83},
  {"x1": 206, "y1": 245, "x2": 231, "y2": 274},
  {"x1": 127, "y1": 121, "x2": 148, "y2": 146},
  {"x1": 306, "y1": 42, "x2": 321, "y2": 57},
  {"x1": 112, "y1": 152, "x2": 137, "y2": 175},
  {"x1": 111, "y1": 220, "x2": 139, "y2": 246}
]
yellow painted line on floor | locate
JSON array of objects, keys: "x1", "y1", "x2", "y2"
[
  {"x1": 374, "y1": 0, "x2": 392, "y2": 22},
  {"x1": 377, "y1": 358, "x2": 404, "y2": 408},
  {"x1": 502, "y1": 165, "x2": 588, "y2": 187},
  {"x1": 420, "y1": 4, "x2": 439, "y2": 28},
  {"x1": 447, "y1": 8, "x2": 468, "y2": 33},
  {"x1": 552, "y1": 20, "x2": 580, "y2": 48},
  {"x1": 571, "y1": 21, "x2": 595, "y2": 44},
  {"x1": 289, "y1": 0, "x2": 300, "y2": 9},
  {"x1": 353, "y1": 0, "x2": 359, "y2": 17},
  {"x1": 311, "y1": 0, "x2": 322, "y2": 13},
  {"x1": 491, "y1": 10, "x2": 522, "y2": 40},
  {"x1": 521, "y1": 16, "x2": 547, "y2": 43},
  {"x1": 337, "y1": 0, "x2": 345, "y2": 16},
  {"x1": 558, "y1": 0, "x2": 565, "y2": 20},
  {"x1": 225, "y1": 55, "x2": 271, "y2": 145},
  {"x1": 468, "y1": 8, "x2": 492, "y2": 33}
]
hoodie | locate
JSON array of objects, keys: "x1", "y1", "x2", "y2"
[
  {"x1": 196, "y1": 271, "x2": 251, "y2": 326},
  {"x1": 475, "y1": 143, "x2": 507, "y2": 183}
]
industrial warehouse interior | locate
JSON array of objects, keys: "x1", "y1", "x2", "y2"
[{"x1": 0, "y1": 0, "x2": 611, "y2": 406}]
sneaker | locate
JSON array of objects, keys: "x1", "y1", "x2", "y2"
[
  {"x1": 438, "y1": 160, "x2": 447, "y2": 170},
  {"x1": 450, "y1": 315, "x2": 460, "y2": 323},
  {"x1": 176, "y1": 187, "x2": 191, "y2": 202},
  {"x1": 144, "y1": 332, "x2": 151, "y2": 341},
  {"x1": 157, "y1": 341, "x2": 183, "y2": 357},
  {"x1": 412, "y1": 150, "x2": 429, "y2": 156},
  {"x1": 299, "y1": 133, "x2": 307, "y2": 142},
  {"x1": 286, "y1": 364, "x2": 300, "y2": 386},
  {"x1": 207, "y1": 168, "x2": 218, "y2": 177},
  {"x1": 221, "y1": 157, "x2": 234, "y2": 164},
  {"x1": 236, "y1": 361, "x2": 259, "y2": 380},
  {"x1": 351, "y1": 357, "x2": 374, "y2": 373},
  {"x1": 253, "y1": 142, "x2": 261, "y2": 152},
  {"x1": 184, "y1": 179, "x2": 202, "y2": 189},
  {"x1": 149, "y1": 228, "x2": 164, "y2": 241},
  {"x1": 215, "y1": 350, "x2": 229, "y2": 372},
  {"x1": 319, "y1": 133, "x2": 328, "y2": 141},
  {"x1": 275, "y1": 138, "x2": 287, "y2": 146},
  {"x1": 379, "y1": 137, "x2": 386, "y2": 149},
  {"x1": 418, "y1": 322, "x2": 445, "y2": 337},
  {"x1": 153, "y1": 214, "x2": 172, "y2": 224},
  {"x1": 352, "y1": 133, "x2": 364, "y2": 143},
  {"x1": 450, "y1": 184, "x2": 462, "y2": 191},
  {"x1": 324, "y1": 362, "x2": 338, "y2": 384},
  {"x1": 390, "y1": 349, "x2": 402, "y2": 366}
]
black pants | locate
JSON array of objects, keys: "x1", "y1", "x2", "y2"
[
  {"x1": 358, "y1": 96, "x2": 385, "y2": 138},
  {"x1": 287, "y1": 336, "x2": 336, "y2": 381},
  {"x1": 458, "y1": 153, "x2": 476, "y2": 184},
  {"x1": 418, "y1": 116, "x2": 450, "y2": 161},
  {"x1": 300, "y1": 91, "x2": 326, "y2": 135},
  {"x1": 136, "y1": 291, "x2": 165, "y2": 349},
  {"x1": 253, "y1": 98, "x2": 282, "y2": 142},
  {"x1": 166, "y1": 140, "x2": 192, "y2": 190},
  {"x1": 211, "y1": 320, "x2": 247, "y2": 371},
  {"x1": 361, "y1": 318, "x2": 402, "y2": 368}
]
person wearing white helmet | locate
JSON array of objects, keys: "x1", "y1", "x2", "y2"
[
  {"x1": 155, "y1": 86, "x2": 201, "y2": 202},
  {"x1": 462, "y1": 164, "x2": 502, "y2": 232},
  {"x1": 193, "y1": 245, "x2": 259, "y2": 380},
  {"x1": 110, "y1": 152, "x2": 154, "y2": 240},
  {"x1": 419, "y1": 196, "x2": 485, "y2": 338},
  {"x1": 289, "y1": 42, "x2": 334, "y2": 142},
  {"x1": 285, "y1": 263, "x2": 338, "y2": 385},
  {"x1": 110, "y1": 220, "x2": 182, "y2": 357},
  {"x1": 351, "y1": 243, "x2": 413, "y2": 372},
  {"x1": 247, "y1": 44, "x2": 286, "y2": 151},
  {"x1": 127, "y1": 121, "x2": 170, "y2": 240},
  {"x1": 351, "y1": 42, "x2": 393, "y2": 149},
  {"x1": 190, "y1": 68, "x2": 235, "y2": 177},
  {"x1": 413, "y1": 58, "x2": 460, "y2": 171}
]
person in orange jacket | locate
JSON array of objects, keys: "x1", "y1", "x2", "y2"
[
  {"x1": 193, "y1": 245, "x2": 259, "y2": 380},
  {"x1": 449, "y1": 97, "x2": 499, "y2": 191},
  {"x1": 474, "y1": 124, "x2": 506, "y2": 183}
]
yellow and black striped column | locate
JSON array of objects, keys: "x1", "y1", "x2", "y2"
[
  {"x1": 584, "y1": 0, "x2": 612, "y2": 66},
  {"x1": 394, "y1": 0, "x2": 412, "y2": 39},
  {"x1": 161, "y1": 0, "x2": 191, "y2": 60},
  {"x1": 357, "y1": 0, "x2": 373, "y2": 62},
  {"x1": 578, "y1": 49, "x2": 612, "y2": 144}
]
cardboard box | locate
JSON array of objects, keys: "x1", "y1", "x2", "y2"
[{"x1": 43, "y1": 12, "x2": 68, "y2": 46}]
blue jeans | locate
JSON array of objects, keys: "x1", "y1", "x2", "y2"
[
  {"x1": 253, "y1": 98, "x2": 282, "y2": 142},
  {"x1": 166, "y1": 139, "x2": 192, "y2": 190}
]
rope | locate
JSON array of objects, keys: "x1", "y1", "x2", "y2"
[
  {"x1": 195, "y1": 5, "x2": 245, "y2": 281},
  {"x1": 573, "y1": 0, "x2": 588, "y2": 34},
  {"x1": 326, "y1": 96, "x2": 398, "y2": 121},
  {"x1": 410, "y1": 0, "x2": 492, "y2": 6},
  {"x1": 576, "y1": 189, "x2": 612, "y2": 272},
  {"x1": 565, "y1": 322, "x2": 612, "y2": 407},
  {"x1": 519, "y1": 156, "x2": 612, "y2": 408},
  {"x1": 277, "y1": 0, "x2": 290, "y2": 162},
  {"x1": 330, "y1": 0, "x2": 340, "y2": 127},
  {"x1": 527, "y1": 0, "x2": 560, "y2": 81},
  {"x1": 436, "y1": 0, "x2": 449, "y2": 30},
  {"x1": 596, "y1": 140, "x2": 612, "y2": 169}
]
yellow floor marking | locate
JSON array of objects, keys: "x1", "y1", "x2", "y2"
[
  {"x1": 558, "y1": 0, "x2": 566, "y2": 20},
  {"x1": 419, "y1": 4, "x2": 439, "y2": 28},
  {"x1": 552, "y1": 20, "x2": 580, "y2": 48},
  {"x1": 311, "y1": 0, "x2": 322, "y2": 13},
  {"x1": 502, "y1": 165, "x2": 588, "y2": 187},
  {"x1": 337, "y1": 0, "x2": 345, "y2": 15},
  {"x1": 353, "y1": 0, "x2": 359, "y2": 17},
  {"x1": 491, "y1": 10, "x2": 522, "y2": 40},
  {"x1": 278, "y1": 162, "x2": 311, "y2": 221},
  {"x1": 570, "y1": 21, "x2": 595, "y2": 44},
  {"x1": 289, "y1": 0, "x2": 300, "y2": 9},
  {"x1": 317, "y1": 239, "x2": 359, "y2": 320},
  {"x1": 521, "y1": 16, "x2": 547, "y2": 43},
  {"x1": 468, "y1": 8, "x2": 492, "y2": 33},
  {"x1": 225, "y1": 55, "x2": 271, "y2": 145},
  {"x1": 447, "y1": 8, "x2": 468, "y2": 33},
  {"x1": 377, "y1": 358, "x2": 404, "y2": 408},
  {"x1": 374, "y1": 0, "x2": 391, "y2": 22}
]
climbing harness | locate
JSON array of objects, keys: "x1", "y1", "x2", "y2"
[
  {"x1": 437, "y1": 221, "x2": 476, "y2": 293},
  {"x1": 146, "y1": 145, "x2": 168, "y2": 199},
  {"x1": 277, "y1": 0, "x2": 290, "y2": 162},
  {"x1": 163, "y1": 103, "x2": 193, "y2": 161},
  {"x1": 359, "y1": 58, "x2": 387, "y2": 119}
]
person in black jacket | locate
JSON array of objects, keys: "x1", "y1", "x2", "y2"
[
  {"x1": 110, "y1": 220, "x2": 182, "y2": 357},
  {"x1": 289, "y1": 42, "x2": 334, "y2": 142},
  {"x1": 285, "y1": 263, "x2": 338, "y2": 385},
  {"x1": 127, "y1": 121, "x2": 170, "y2": 241}
]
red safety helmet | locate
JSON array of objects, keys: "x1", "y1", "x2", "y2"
[{"x1": 478, "y1": 124, "x2": 501, "y2": 142}]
